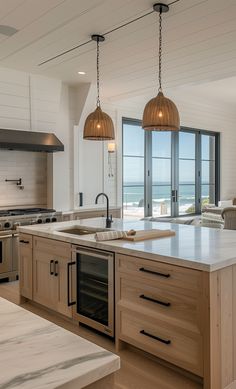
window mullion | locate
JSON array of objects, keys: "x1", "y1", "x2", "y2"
[
  {"x1": 195, "y1": 132, "x2": 201, "y2": 214},
  {"x1": 144, "y1": 131, "x2": 152, "y2": 217}
]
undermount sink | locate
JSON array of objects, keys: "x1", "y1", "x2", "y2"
[{"x1": 58, "y1": 226, "x2": 109, "y2": 236}]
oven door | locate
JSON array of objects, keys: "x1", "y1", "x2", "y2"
[
  {"x1": 0, "y1": 231, "x2": 13, "y2": 274},
  {"x1": 71, "y1": 246, "x2": 114, "y2": 337}
]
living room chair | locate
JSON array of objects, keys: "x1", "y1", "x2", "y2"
[{"x1": 221, "y1": 207, "x2": 236, "y2": 230}]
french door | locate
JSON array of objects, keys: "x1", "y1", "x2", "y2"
[{"x1": 122, "y1": 119, "x2": 219, "y2": 219}]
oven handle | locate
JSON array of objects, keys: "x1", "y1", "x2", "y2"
[
  {"x1": 73, "y1": 246, "x2": 113, "y2": 260},
  {"x1": 0, "y1": 234, "x2": 13, "y2": 239},
  {"x1": 67, "y1": 261, "x2": 76, "y2": 307}
]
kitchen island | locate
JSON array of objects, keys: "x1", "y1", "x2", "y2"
[
  {"x1": 0, "y1": 297, "x2": 119, "y2": 389},
  {"x1": 18, "y1": 218, "x2": 236, "y2": 389}
]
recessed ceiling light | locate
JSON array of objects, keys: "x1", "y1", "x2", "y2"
[
  {"x1": 0, "y1": 25, "x2": 18, "y2": 37},
  {"x1": 78, "y1": 71, "x2": 86, "y2": 75}
]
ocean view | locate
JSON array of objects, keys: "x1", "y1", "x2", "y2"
[{"x1": 123, "y1": 182, "x2": 211, "y2": 218}]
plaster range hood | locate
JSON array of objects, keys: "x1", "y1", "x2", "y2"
[{"x1": 0, "y1": 129, "x2": 64, "y2": 152}]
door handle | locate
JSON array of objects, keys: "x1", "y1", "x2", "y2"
[
  {"x1": 171, "y1": 190, "x2": 178, "y2": 203},
  {"x1": 67, "y1": 261, "x2": 76, "y2": 306},
  {"x1": 54, "y1": 260, "x2": 59, "y2": 277},
  {"x1": 1, "y1": 235, "x2": 14, "y2": 239},
  {"x1": 139, "y1": 294, "x2": 171, "y2": 307},
  {"x1": 140, "y1": 330, "x2": 171, "y2": 345},
  {"x1": 139, "y1": 267, "x2": 170, "y2": 278},
  {"x1": 50, "y1": 260, "x2": 54, "y2": 275}
]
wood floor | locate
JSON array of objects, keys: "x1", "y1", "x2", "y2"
[{"x1": 0, "y1": 281, "x2": 203, "y2": 389}]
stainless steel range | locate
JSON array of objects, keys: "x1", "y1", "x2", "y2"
[{"x1": 0, "y1": 208, "x2": 62, "y2": 282}]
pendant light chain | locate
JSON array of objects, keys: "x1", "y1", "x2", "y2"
[
  {"x1": 158, "y1": 9, "x2": 162, "y2": 92},
  {"x1": 96, "y1": 38, "x2": 101, "y2": 107},
  {"x1": 142, "y1": 3, "x2": 180, "y2": 132}
]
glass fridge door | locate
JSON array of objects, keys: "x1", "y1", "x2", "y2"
[{"x1": 77, "y1": 253, "x2": 109, "y2": 326}]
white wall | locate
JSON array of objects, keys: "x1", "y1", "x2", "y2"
[
  {"x1": 0, "y1": 67, "x2": 73, "y2": 211},
  {"x1": 173, "y1": 96, "x2": 236, "y2": 200},
  {"x1": 73, "y1": 85, "x2": 118, "y2": 209},
  {"x1": 103, "y1": 95, "x2": 236, "y2": 206},
  {"x1": 0, "y1": 151, "x2": 47, "y2": 208},
  {"x1": 71, "y1": 87, "x2": 236, "y2": 211},
  {"x1": 0, "y1": 64, "x2": 235, "y2": 212}
]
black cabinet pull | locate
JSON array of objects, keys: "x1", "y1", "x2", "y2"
[
  {"x1": 139, "y1": 267, "x2": 170, "y2": 278},
  {"x1": 79, "y1": 192, "x2": 83, "y2": 207},
  {"x1": 139, "y1": 294, "x2": 171, "y2": 307},
  {"x1": 54, "y1": 260, "x2": 59, "y2": 277},
  {"x1": 19, "y1": 240, "x2": 29, "y2": 244},
  {"x1": 140, "y1": 330, "x2": 171, "y2": 345},
  {"x1": 50, "y1": 260, "x2": 54, "y2": 275},
  {"x1": 67, "y1": 261, "x2": 76, "y2": 306}
]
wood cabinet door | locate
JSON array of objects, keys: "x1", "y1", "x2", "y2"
[
  {"x1": 33, "y1": 236, "x2": 72, "y2": 317},
  {"x1": 55, "y1": 256, "x2": 72, "y2": 318},
  {"x1": 33, "y1": 251, "x2": 58, "y2": 310},
  {"x1": 19, "y1": 237, "x2": 32, "y2": 299}
]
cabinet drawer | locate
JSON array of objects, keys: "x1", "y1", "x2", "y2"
[
  {"x1": 33, "y1": 236, "x2": 71, "y2": 258},
  {"x1": 118, "y1": 277, "x2": 201, "y2": 333},
  {"x1": 119, "y1": 309, "x2": 203, "y2": 376},
  {"x1": 117, "y1": 254, "x2": 202, "y2": 294},
  {"x1": 19, "y1": 234, "x2": 32, "y2": 248}
]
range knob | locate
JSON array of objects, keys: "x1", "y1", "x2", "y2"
[
  {"x1": 37, "y1": 219, "x2": 43, "y2": 224},
  {"x1": 51, "y1": 217, "x2": 57, "y2": 222},
  {"x1": 45, "y1": 218, "x2": 51, "y2": 223},
  {"x1": 4, "y1": 222, "x2": 11, "y2": 229}
]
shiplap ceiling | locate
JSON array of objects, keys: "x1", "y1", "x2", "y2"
[{"x1": 0, "y1": 0, "x2": 235, "y2": 104}]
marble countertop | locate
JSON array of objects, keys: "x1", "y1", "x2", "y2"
[
  {"x1": 18, "y1": 218, "x2": 236, "y2": 272},
  {"x1": 0, "y1": 297, "x2": 119, "y2": 389},
  {"x1": 62, "y1": 206, "x2": 121, "y2": 215}
]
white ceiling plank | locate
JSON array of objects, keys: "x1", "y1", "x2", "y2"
[
  {"x1": 0, "y1": 0, "x2": 26, "y2": 20},
  {"x1": 0, "y1": 0, "x2": 234, "y2": 107}
]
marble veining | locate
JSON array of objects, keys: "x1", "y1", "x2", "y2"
[
  {"x1": 18, "y1": 218, "x2": 236, "y2": 272},
  {"x1": 0, "y1": 298, "x2": 119, "y2": 389}
]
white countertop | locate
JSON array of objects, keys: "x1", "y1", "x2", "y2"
[
  {"x1": 0, "y1": 297, "x2": 119, "y2": 389},
  {"x1": 62, "y1": 206, "x2": 121, "y2": 215},
  {"x1": 18, "y1": 218, "x2": 236, "y2": 272}
]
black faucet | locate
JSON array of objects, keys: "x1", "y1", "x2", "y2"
[{"x1": 95, "y1": 193, "x2": 113, "y2": 228}]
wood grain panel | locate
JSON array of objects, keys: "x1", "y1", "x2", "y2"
[
  {"x1": 117, "y1": 254, "x2": 202, "y2": 293},
  {"x1": 119, "y1": 308, "x2": 203, "y2": 376},
  {"x1": 118, "y1": 276, "x2": 201, "y2": 334}
]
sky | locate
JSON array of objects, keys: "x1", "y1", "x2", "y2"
[{"x1": 123, "y1": 123, "x2": 214, "y2": 185}]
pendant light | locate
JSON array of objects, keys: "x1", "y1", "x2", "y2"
[
  {"x1": 142, "y1": 3, "x2": 180, "y2": 131},
  {"x1": 83, "y1": 34, "x2": 115, "y2": 140}
]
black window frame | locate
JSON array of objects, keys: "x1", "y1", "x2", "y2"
[{"x1": 122, "y1": 117, "x2": 220, "y2": 218}]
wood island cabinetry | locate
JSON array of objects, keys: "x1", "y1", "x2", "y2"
[
  {"x1": 19, "y1": 233, "x2": 33, "y2": 299},
  {"x1": 116, "y1": 253, "x2": 236, "y2": 389},
  {"x1": 19, "y1": 234, "x2": 72, "y2": 318},
  {"x1": 19, "y1": 228, "x2": 236, "y2": 389},
  {"x1": 33, "y1": 236, "x2": 72, "y2": 317},
  {"x1": 116, "y1": 253, "x2": 204, "y2": 377}
]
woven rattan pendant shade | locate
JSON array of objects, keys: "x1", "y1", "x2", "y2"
[
  {"x1": 83, "y1": 34, "x2": 115, "y2": 141},
  {"x1": 142, "y1": 91, "x2": 180, "y2": 131},
  {"x1": 83, "y1": 106, "x2": 115, "y2": 140},
  {"x1": 142, "y1": 3, "x2": 180, "y2": 132}
]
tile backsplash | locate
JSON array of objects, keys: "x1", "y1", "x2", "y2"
[{"x1": 0, "y1": 150, "x2": 47, "y2": 208}]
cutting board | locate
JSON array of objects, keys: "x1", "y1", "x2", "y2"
[{"x1": 123, "y1": 229, "x2": 176, "y2": 242}]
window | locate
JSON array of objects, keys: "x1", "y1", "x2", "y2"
[
  {"x1": 152, "y1": 132, "x2": 172, "y2": 217},
  {"x1": 123, "y1": 120, "x2": 145, "y2": 219},
  {"x1": 178, "y1": 132, "x2": 196, "y2": 215},
  {"x1": 201, "y1": 134, "x2": 216, "y2": 209},
  {"x1": 122, "y1": 119, "x2": 220, "y2": 219}
]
